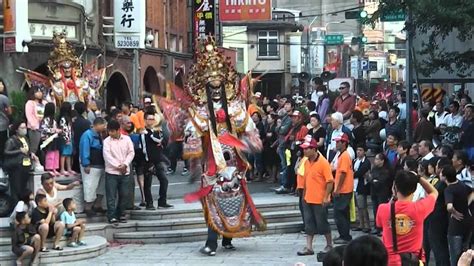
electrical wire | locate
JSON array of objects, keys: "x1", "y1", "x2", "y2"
[
  {"x1": 222, "y1": 39, "x2": 406, "y2": 46},
  {"x1": 271, "y1": 5, "x2": 364, "y2": 20}
]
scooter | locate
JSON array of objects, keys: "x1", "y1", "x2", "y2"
[{"x1": 0, "y1": 168, "x2": 13, "y2": 217}]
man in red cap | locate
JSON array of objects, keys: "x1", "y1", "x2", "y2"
[
  {"x1": 297, "y1": 136, "x2": 334, "y2": 256},
  {"x1": 332, "y1": 133, "x2": 354, "y2": 244}
]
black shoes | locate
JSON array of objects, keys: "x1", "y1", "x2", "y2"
[
  {"x1": 223, "y1": 244, "x2": 236, "y2": 250},
  {"x1": 158, "y1": 203, "x2": 174, "y2": 208},
  {"x1": 146, "y1": 205, "x2": 156, "y2": 210}
]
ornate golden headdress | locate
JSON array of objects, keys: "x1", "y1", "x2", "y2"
[
  {"x1": 47, "y1": 31, "x2": 82, "y2": 77},
  {"x1": 186, "y1": 36, "x2": 239, "y2": 104}
]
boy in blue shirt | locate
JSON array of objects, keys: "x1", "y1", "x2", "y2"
[{"x1": 60, "y1": 198, "x2": 86, "y2": 247}]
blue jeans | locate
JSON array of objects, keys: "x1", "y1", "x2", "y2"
[
  {"x1": 205, "y1": 227, "x2": 232, "y2": 251},
  {"x1": 105, "y1": 173, "x2": 130, "y2": 221},
  {"x1": 427, "y1": 218, "x2": 449, "y2": 266},
  {"x1": 448, "y1": 234, "x2": 472, "y2": 266},
  {"x1": 466, "y1": 147, "x2": 474, "y2": 161},
  {"x1": 254, "y1": 152, "x2": 264, "y2": 175},
  {"x1": 277, "y1": 145, "x2": 287, "y2": 188}
]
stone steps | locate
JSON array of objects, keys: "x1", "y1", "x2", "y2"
[
  {"x1": 0, "y1": 235, "x2": 107, "y2": 265},
  {"x1": 113, "y1": 221, "x2": 305, "y2": 244},
  {"x1": 134, "y1": 209, "x2": 303, "y2": 232},
  {"x1": 129, "y1": 200, "x2": 300, "y2": 220}
]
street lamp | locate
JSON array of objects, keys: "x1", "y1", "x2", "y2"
[
  {"x1": 322, "y1": 20, "x2": 345, "y2": 31},
  {"x1": 306, "y1": 16, "x2": 320, "y2": 74}
]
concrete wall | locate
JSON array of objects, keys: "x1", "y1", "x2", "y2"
[{"x1": 222, "y1": 26, "x2": 249, "y2": 74}]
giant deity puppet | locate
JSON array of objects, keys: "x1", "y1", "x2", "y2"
[
  {"x1": 157, "y1": 37, "x2": 266, "y2": 255},
  {"x1": 18, "y1": 31, "x2": 105, "y2": 105}
]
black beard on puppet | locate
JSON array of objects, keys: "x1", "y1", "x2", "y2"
[{"x1": 206, "y1": 82, "x2": 233, "y2": 136}]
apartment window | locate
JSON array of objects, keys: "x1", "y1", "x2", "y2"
[
  {"x1": 154, "y1": 30, "x2": 159, "y2": 48},
  {"x1": 258, "y1": 31, "x2": 279, "y2": 58},
  {"x1": 169, "y1": 34, "x2": 177, "y2": 52},
  {"x1": 179, "y1": 37, "x2": 183, "y2": 52}
]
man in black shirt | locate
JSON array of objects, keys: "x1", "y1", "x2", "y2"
[
  {"x1": 442, "y1": 165, "x2": 473, "y2": 266},
  {"x1": 140, "y1": 111, "x2": 173, "y2": 210},
  {"x1": 72, "y1": 102, "x2": 91, "y2": 172},
  {"x1": 350, "y1": 110, "x2": 366, "y2": 148},
  {"x1": 425, "y1": 157, "x2": 451, "y2": 266}
]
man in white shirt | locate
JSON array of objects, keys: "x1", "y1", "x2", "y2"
[
  {"x1": 310, "y1": 78, "x2": 322, "y2": 104},
  {"x1": 433, "y1": 101, "x2": 448, "y2": 128},
  {"x1": 397, "y1": 92, "x2": 407, "y2": 121},
  {"x1": 445, "y1": 101, "x2": 463, "y2": 128},
  {"x1": 452, "y1": 150, "x2": 473, "y2": 188}
]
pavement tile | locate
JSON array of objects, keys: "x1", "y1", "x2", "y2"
[{"x1": 57, "y1": 232, "x2": 368, "y2": 266}]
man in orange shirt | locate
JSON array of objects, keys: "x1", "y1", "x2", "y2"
[
  {"x1": 333, "y1": 133, "x2": 354, "y2": 244},
  {"x1": 130, "y1": 97, "x2": 152, "y2": 132},
  {"x1": 297, "y1": 137, "x2": 334, "y2": 256}
]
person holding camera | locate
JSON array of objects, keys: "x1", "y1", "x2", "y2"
[{"x1": 375, "y1": 170, "x2": 438, "y2": 266}]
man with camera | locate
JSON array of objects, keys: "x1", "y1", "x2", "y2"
[{"x1": 375, "y1": 170, "x2": 438, "y2": 266}]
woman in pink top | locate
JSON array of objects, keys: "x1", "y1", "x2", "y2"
[{"x1": 25, "y1": 87, "x2": 47, "y2": 155}]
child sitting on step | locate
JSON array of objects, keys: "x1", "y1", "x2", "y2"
[
  {"x1": 11, "y1": 212, "x2": 41, "y2": 265},
  {"x1": 60, "y1": 198, "x2": 86, "y2": 248}
]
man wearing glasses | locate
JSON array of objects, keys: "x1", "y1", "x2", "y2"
[
  {"x1": 333, "y1": 82, "x2": 356, "y2": 125},
  {"x1": 140, "y1": 112, "x2": 173, "y2": 210}
]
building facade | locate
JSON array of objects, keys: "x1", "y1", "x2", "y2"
[
  {"x1": 0, "y1": 0, "x2": 193, "y2": 109},
  {"x1": 222, "y1": 12, "x2": 302, "y2": 97},
  {"x1": 100, "y1": 0, "x2": 194, "y2": 107}
]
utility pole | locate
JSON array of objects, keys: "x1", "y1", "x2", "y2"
[
  {"x1": 405, "y1": 11, "x2": 413, "y2": 142},
  {"x1": 132, "y1": 49, "x2": 140, "y2": 104},
  {"x1": 306, "y1": 16, "x2": 319, "y2": 77}
]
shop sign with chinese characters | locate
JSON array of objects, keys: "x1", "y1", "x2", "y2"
[
  {"x1": 219, "y1": 0, "x2": 272, "y2": 21},
  {"x1": 114, "y1": 0, "x2": 146, "y2": 49},
  {"x1": 193, "y1": 0, "x2": 216, "y2": 39}
]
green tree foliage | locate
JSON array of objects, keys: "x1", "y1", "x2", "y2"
[
  {"x1": 9, "y1": 90, "x2": 27, "y2": 123},
  {"x1": 369, "y1": 0, "x2": 474, "y2": 77}
]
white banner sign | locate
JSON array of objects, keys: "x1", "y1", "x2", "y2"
[
  {"x1": 115, "y1": 35, "x2": 140, "y2": 49},
  {"x1": 114, "y1": 0, "x2": 146, "y2": 49},
  {"x1": 114, "y1": 0, "x2": 141, "y2": 33}
]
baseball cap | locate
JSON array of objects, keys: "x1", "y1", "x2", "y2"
[
  {"x1": 144, "y1": 97, "x2": 152, "y2": 103},
  {"x1": 334, "y1": 133, "x2": 350, "y2": 143},
  {"x1": 300, "y1": 136, "x2": 318, "y2": 149},
  {"x1": 254, "y1": 92, "x2": 262, "y2": 98}
]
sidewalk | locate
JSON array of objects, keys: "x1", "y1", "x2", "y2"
[{"x1": 58, "y1": 231, "x2": 365, "y2": 266}]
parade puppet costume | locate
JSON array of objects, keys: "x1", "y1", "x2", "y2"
[
  {"x1": 158, "y1": 38, "x2": 266, "y2": 239},
  {"x1": 18, "y1": 31, "x2": 105, "y2": 106}
]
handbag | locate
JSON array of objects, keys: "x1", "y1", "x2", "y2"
[
  {"x1": 390, "y1": 200, "x2": 423, "y2": 266},
  {"x1": 3, "y1": 138, "x2": 23, "y2": 170},
  {"x1": 3, "y1": 153, "x2": 23, "y2": 170}
]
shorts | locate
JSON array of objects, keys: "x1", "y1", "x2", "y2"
[
  {"x1": 47, "y1": 224, "x2": 55, "y2": 238},
  {"x1": 303, "y1": 201, "x2": 330, "y2": 235},
  {"x1": 64, "y1": 228, "x2": 73, "y2": 237},
  {"x1": 80, "y1": 166, "x2": 105, "y2": 202},
  {"x1": 356, "y1": 194, "x2": 368, "y2": 209},
  {"x1": 12, "y1": 244, "x2": 32, "y2": 256},
  {"x1": 133, "y1": 158, "x2": 145, "y2": 176},
  {"x1": 61, "y1": 143, "x2": 73, "y2": 156},
  {"x1": 36, "y1": 224, "x2": 56, "y2": 239}
]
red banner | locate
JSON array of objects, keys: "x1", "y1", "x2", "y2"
[{"x1": 219, "y1": 0, "x2": 272, "y2": 22}]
